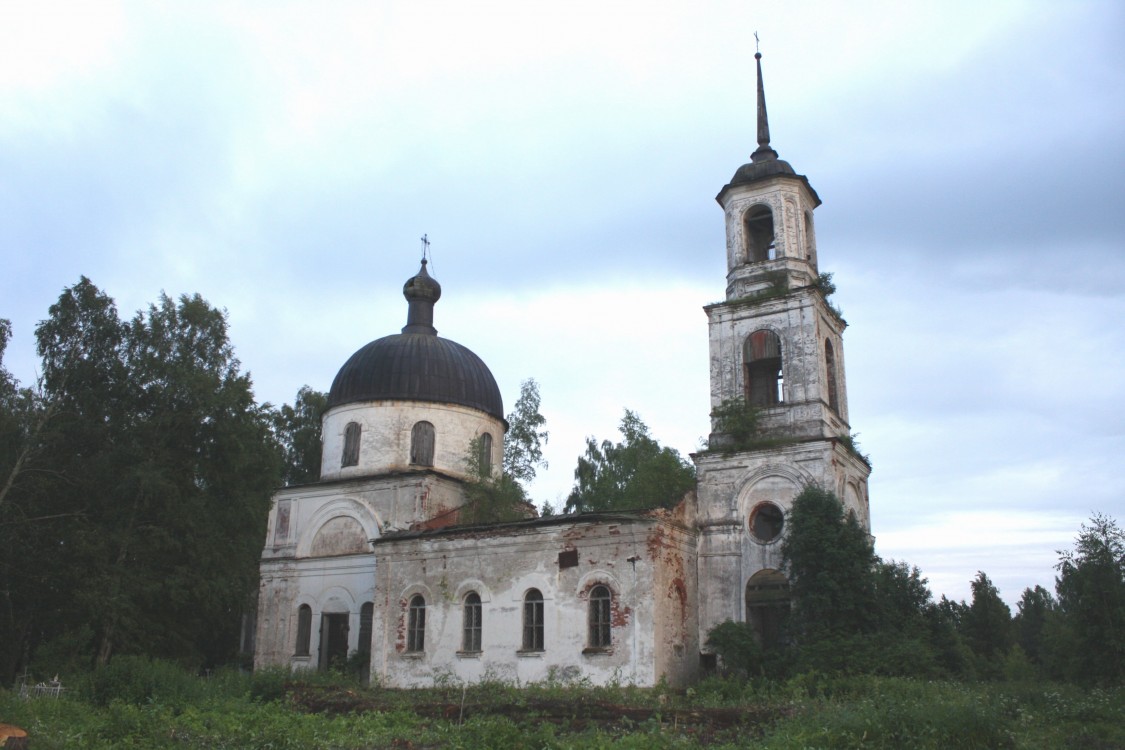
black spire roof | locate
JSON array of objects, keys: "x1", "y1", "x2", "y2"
[
  {"x1": 327, "y1": 261, "x2": 504, "y2": 421},
  {"x1": 717, "y1": 51, "x2": 820, "y2": 207}
]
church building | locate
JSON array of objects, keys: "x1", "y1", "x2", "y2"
[{"x1": 253, "y1": 53, "x2": 871, "y2": 687}]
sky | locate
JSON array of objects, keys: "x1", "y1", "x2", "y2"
[{"x1": 1, "y1": 1, "x2": 1122, "y2": 608}]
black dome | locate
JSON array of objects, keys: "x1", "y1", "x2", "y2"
[
  {"x1": 327, "y1": 333, "x2": 504, "y2": 420},
  {"x1": 326, "y1": 260, "x2": 504, "y2": 421}
]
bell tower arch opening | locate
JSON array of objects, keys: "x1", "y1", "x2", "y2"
[
  {"x1": 743, "y1": 205, "x2": 775, "y2": 263},
  {"x1": 744, "y1": 330, "x2": 783, "y2": 407}
]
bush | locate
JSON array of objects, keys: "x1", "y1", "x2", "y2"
[{"x1": 84, "y1": 655, "x2": 208, "y2": 708}]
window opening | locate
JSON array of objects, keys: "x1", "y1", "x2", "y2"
[
  {"x1": 749, "y1": 502, "x2": 785, "y2": 543},
  {"x1": 411, "y1": 421, "x2": 435, "y2": 466},
  {"x1": 479, "y1": 433, "x2": 493, "y2": 474},
  {"x1": 804, "y1": 211, "x2": 816, "y2": 261},
  {"x1": 358, "y1": 602, "x2": 374, "y2": 654},
  {"x1": 744, "y1": 330, "x2": 783, "y2": 407},
  {"x1": 407, "y1": 595, "x2": 426, "y2": 652},
  {"x1": 588, "y1": 585, "x2": 612, "y2": 649},
  {"x1": 342, "y1": 422, "x2": 361, "y2": 467},
  {"x1": 295, "y1": 604, "x2": 312, "y2": 656},
  {"x1": 744, "y1": 205, "x2": 776, "y2": 263},
  {"x1": 745, "y1": 569, "x2": 790, "y2": 648},
  {"x1": 462, "y1": 592, "x2": 482, "y2": 652},
  {"x1": 825, "y1": 339, "x2": 840, "y2": 413},
  {"x1": 522, "y1": 589, "x2": 544, "y2": 651}
]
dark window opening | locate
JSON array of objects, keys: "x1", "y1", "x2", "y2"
[
  {"x1": 749, "y1": 502, "x2": 785, "y2": 543},
  {"x1": 295, "y1": 604, "x2": 312, "y2": 656},
  {"x1": 479, "y1": 432, "x2": 493, "y2": 474},
  {"x1": 522, "y1": 589, "x2": 544, "y2": 651},
  {"x1": 804, "y1": 211, "x2": 815, "y2": 261},
  {"x1": 588, "y1": 585, "x2": 612, "y2": 649},
  {"x1": 342, "y1": 422, "x2": 361, "y2": 467},
  {"x1": 744, "y1": 330, "x2": 783, "y2": 407},
  {"x1": 462, "y1": 592, "x2": 482, "y2": 652},
  {"x1": 744, "y1": 205, "x2": 776, "y2": 263},
  {"x1": 558, "y1": 548, "x2": 579, "y2": 569},
  {"x1": 746, "y1": 569, "x2": 791, "y2": 648},
  {"x1": 407, "y1": 595, "x2": 426, "y2": 652},
  {"x1": 411, "y1": 421, "x2": 435, "y2": 466},
  {"x1": 825, "y1": 339, "x2": 840, "y2": 413}
]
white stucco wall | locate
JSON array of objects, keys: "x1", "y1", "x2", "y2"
[
  {"x1": 369, "y1": 513, "x2": 698, "y2": 688},
  {"x1": 320, "y1": 400, "x2": 504, "y2": 483}
]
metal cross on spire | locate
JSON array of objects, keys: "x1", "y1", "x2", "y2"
[
  {"x1": 420, "y1": 233, "x2": 430, "y2": 262},
  {"x1": 754, "y1": 31, "x2": 760, "y2": 54}
]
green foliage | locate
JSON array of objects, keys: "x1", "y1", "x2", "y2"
[
  {"x1": 503, "y1": 378, "x2": 549, "y2": 485},
  {"x1": 461, "y1": 435, "x2": 530, "y2": 525},
  {"x1": 962, "y1": 571, "x2": 1014, "y2": 677},
  {"x1": 783, "y1": 486, "x2": 878, "y2": 646},
  {"x1": 4, "y1": 667, "x2": 1123, "y2": 749},
  {"x1": 705, "y1": 397, "x2": 796, "y2": 453},
  {"x1": 0, "y1": 278, "x2": 281, "y2": 682},
  {"x1": 565, "y1": 410, "x2": 695, "y2": 513},
  {"x1": 837, "y1": 431, "x2": 872, "y2": 467},
  {"x1": 705, "y1": 620, "x2": 764, "y2": 677},
  {"x1": 1054, "y1": 513, "x2": 1125, "y2": 685},
  {"x1": 271, "y1": 385, "x2": 326, "y2": 485},
  {"x1": 1013, "y1": 584, "x2": 1057, "y2": 667},
  {"x1": 814, "y1": 271, "x2": 837, "y2": 298}
]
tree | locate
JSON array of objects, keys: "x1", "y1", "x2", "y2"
[
  {"x1": 1054, "y1": 513, "x2": 1125, "y2": 684},
  {"x1": 565, "y1": 410, "x2": 695, "y2": 513},
  {"x1": 503, "y1": 378, "x2": 548, "y2": 485},
  {"x1": 0, "y1": 279, "x2": 281, "y2": 679},
  {"x1": 960, "y1": 571, "x2": 1012, "y2": 677},
  {"x1": 1013, "y1": 585, "x2": 1057, "y2": 667},
  {"x1": 460, "y1": 435, "x2": 530, "y2": 525},
  {"x1": 782, "y1": 486, "x2": 878, "y2": 643},
  {"x1": 273, "y1": 386, "x2": 327, "y2": 485}
]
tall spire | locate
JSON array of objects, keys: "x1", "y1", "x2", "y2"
[{"x1": 750, "y1": 51, "x2": 779, "y2": 163}]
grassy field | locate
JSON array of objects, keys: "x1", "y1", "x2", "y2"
[{"x1": 1, "y1": 662, "x2": 1122, "y2": 749}]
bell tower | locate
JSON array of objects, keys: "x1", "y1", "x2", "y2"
[{"x1": 694, "y1": 52, "x2": 872, "y2": 647}]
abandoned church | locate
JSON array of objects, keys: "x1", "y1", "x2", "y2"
[{"x1": 253, "y1": 54, "x2": 872, "y2": 687}]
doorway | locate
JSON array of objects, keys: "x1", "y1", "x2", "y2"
[{"x1": 319, "y1": 613, "x2": 350, "y2": 671}]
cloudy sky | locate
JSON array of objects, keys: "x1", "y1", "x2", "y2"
[{"x1": 2, "y1": 1, "x2": 1122, "y2": 607}]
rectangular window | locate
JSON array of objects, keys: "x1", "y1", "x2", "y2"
[{"x1": 589, "y1": 585, "x2": 611, "y2": 649}]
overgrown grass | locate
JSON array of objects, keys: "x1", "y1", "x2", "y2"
[{"x1": 2, "y1": 662, "x2": 1122, "y2": 748}]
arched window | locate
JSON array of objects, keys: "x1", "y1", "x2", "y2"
[
  {"x1": 341, "y1": 422, "x2": 361, "y2": 467},
  {"x1": 825, "y1": 339, "x2": 839, "y2": 413},
  {"x1": 294, "y1": 604, "x2": 312, "y2": 656},
  {"x1": 744, "y1": 330, "x2": 783, "y2": 407},
  {"x1": 407, "y1": 595, "x2": 426, "y2": 652},
  {"x1": 745, "y1": 569, "x2": 790, "y2": 648},
  {"x1": 522, "y1": 589, "x2": 544, "y2": 651},
  {"x1": 744, "y1": 205, "x2": 775, "y2": 263},
  {"x1": 462, "y1": 592, "x2": 482, "y2": 652},
  {"x1": 588, "y1": 585, "x2": 612, "y2": 649},
  {"x1": 478, "y1": 433, "x2": 493, "y2": 474},
  {"x1": 410, "y1": 421, "x2": 435, "y2": 466}
]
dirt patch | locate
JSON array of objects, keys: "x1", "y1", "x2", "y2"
[{"x1": 285, "y1": 684, "x2": 791, "y2": 746}]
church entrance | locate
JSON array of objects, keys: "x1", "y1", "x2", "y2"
[
  {"x1": 745, "y1": 568, "x2": 790, "y2": 648},
  {"x1": 319, "y1": 613, "x2": 349, "y2": 671}
]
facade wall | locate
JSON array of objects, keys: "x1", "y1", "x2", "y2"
[
  {"x1": 255, "y1": 471, "x2": 472, "y2": 670},
  {"x1": 369, "y1": 515, "x2": 699, "y2": 687},
  {"x1": 320, "y1": 400, "x2": 504, "y2": 483},
  {"x1": 694, "y1": 440, "x2": 870, "y2": 642}
]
